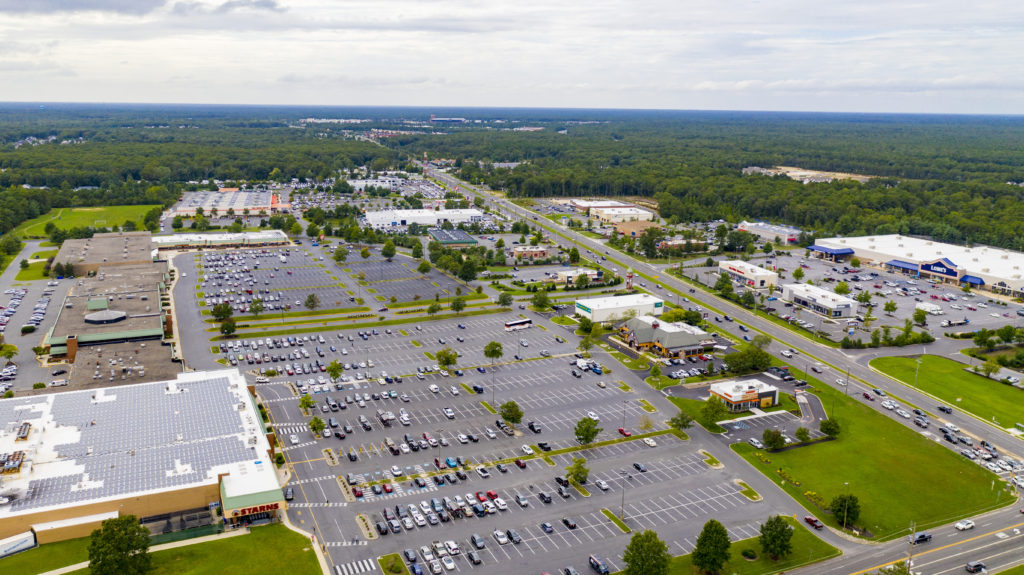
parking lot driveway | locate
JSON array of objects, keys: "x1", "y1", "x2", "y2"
[{"x1": 718, "y1": 409, "x2": 826, "y2": 446}]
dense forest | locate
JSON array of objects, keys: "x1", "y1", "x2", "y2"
[{"x1": 3, "y1": 104, "x2": 1024, "y2": 251}]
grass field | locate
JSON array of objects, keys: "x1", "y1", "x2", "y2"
[
  {"x1": 651, "y1": 516, "x2": 840, "y2": 575},
  {"x1": 15, "y1": 205, "x2": 161, "y2": 237},
  {"x1": 15, "y1": 261, "x2": 49, "y2": 281},
  {"x1": 30, "y1": 249, "x2": 57, "y2": 260},
  {"x1": 731, "y1": 377, "x2": 1016, "y2": 540},
  {"x1": 871, "y1": 355, "x2": 1024, "y2": 428},
  {"x1": 0, "y1": 535, "x2": 90, "y2": 575}
]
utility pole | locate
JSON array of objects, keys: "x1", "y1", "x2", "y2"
[{"x1": 907, "y1": 520, "x2": 915, "y2": 568}]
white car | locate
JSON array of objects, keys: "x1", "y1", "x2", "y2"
[
  {"x1": 493, "y1": 530, "x2": 509, "y2": 545},
  {"x1": 441, "y1": 555, "x2": 456, "y2": 571},
  {"x1": 494, "y1": 497, "x2": 508, "y2": 511},
  {"x1": 643, "y1": 437, "x2": 658, "y2": 447},
  {"x1": 450, "y1": 385, "x2": 460, "y2": 395},
  {"x1": 998, "y1": 459, "x2": 1014, "y2": 471},
  {"x1": 289, "y1": 434, "x2": 299, "y2": 445},
  {"x1": 985, "y1": 462, "x2": 1001, "y2": 473},
  {"x1": 457, "y1": 434, "x2": 469, "y2": 444},
  {"x1": 781, "y1": 350, "x2": 793, "y2": 358},
  {"x1": 946, "y1": 423, "x2": 960, "y2": 432},
  {"x1": 391, "y1": 465, "x2": 404, "y2": 477},
  {"x1": 587, "y1": 411, "x2": 600, "y2": 422},
  {"x1": 429, "y1": 384, "x2": 440, "y2": 393},
  {"x1": 595, "y1": 479, "x2": 610, "y2": 491},
  {"x1": 895, "y1": 409, "x2": 911, "y2": 419},
  {"x1": 954, "y1": 519, "x2": 975, "y2": 531},
  {"x1": 522, "y1": 445, "x2": 535, "y2": 455},
  {"x1": 835, "y1": 378, "x2": 847, "y2": 386},
  {"x1": 1014, "y1": 476, "x2": 1024, "y2": 488}
]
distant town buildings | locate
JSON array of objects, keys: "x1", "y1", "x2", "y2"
[
  {"x1": 718, "y1": 260, "x2": 779, "y2": 290},
  {"x1": 737, "y1": 221, "x2": 801, "y2": 244},
  {"x1": 592, "y1": 206, "x2": 655, "y2": 223},
  {"x1": 170, "y1": 190, "x2": 288, "y2": 217},
  {"x1": 363, "y1": 209, "x2": 484, "y2": 229},
  {"x1": 709, "y1": 378, "x2": 779, "y2": 412},
  {"x1": 781, "y1": 283, "x2": 857, "y2": 318},
  {"x1": 617, "y1": 315, "x2": 714, "y2": 358},
  {"x1": 575, "y1": 293, "x2": 663, "y2": 323}
]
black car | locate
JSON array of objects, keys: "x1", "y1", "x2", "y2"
[
  {"x1": 538, "y1": 441, "x2": 551, "y2": 451},
  {"x1": 467, "y1": 551, "x2": 482, "y2": 565},
  {"x1": 376, "y1": 522, "x2": 388, "y2": 535},
  {"x1": 347, "y1": 451, "x2": 358, "y2": 462},
  {"x1": 528, "y1": 421, "x2": 543, "y2": 433},
  {"x1": 283, "y1": 487, "x2": 294, "y2": 501},
  {"x1": 538, "y1": 491, "x2": 553, "y2": 503},
  {"x1": 455, "y1": 470, "x2": 468, "y2": 480},
  {"x1": 404, "y1": 549, "x2": 418, "y2": 563},
  {"x1": 633, "y1": 462, "x2": 647, "y2": 472},
  {"x1": 562, "y1": 517, "x2": 577, "y2": 529},
  {"x1": 555, "y1": 476, "x2": 569, "y2": 487},
  {"x1": 938, "y1": 405, "x2": 953, "y2": 414}
]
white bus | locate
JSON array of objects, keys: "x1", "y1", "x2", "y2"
[{"x1": 504, "y1": 318, "x2": 532, "y2": 332}]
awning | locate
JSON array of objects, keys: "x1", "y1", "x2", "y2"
[
  {"x1": 960, "y1": 275, "x2": 985, "y2": 285},
  {"x1": 809, "y1": 245, "x2": 854, "y2": 256},
  {"x1": 886, "y1": 260, "x2": 919, "y2": 271}
]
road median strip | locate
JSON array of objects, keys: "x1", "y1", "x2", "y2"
[{"x1": 601, "y1": 508, "x2": 631, "y2": 533}]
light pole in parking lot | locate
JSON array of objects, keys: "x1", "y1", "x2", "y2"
[
  {"x1": 618, "y1": 469, "x2": 630, "y2": 520},
  {"x1": 621, "y1": 400, "x2": 628, "y2": 431},
  {"x1": 436, "y1": 428, "x2": 444, "y2": 463}
]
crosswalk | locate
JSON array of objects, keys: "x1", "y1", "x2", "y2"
[
  {"x1": 290, "y1": 474, "x2": 336, "y2": 485},
  {"x1": 334, "y1": 558, "x2": 375, "y2": 575},
  {"x1": 287, "y1": 501, "x2": 348, "y2": 508},
  {"x1": 325, "y1": 540, "x2": 369, "y2": 547}
]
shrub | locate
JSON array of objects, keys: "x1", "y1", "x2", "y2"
[
  {"x1": 741, "y1": 549, "x2": 757, "y2": 560},
  {"x1": 274, "y1": 453, "x2": 285, "y2": 467},
  {"x1": 33, "y1": 382, "x2": 46, "y2": 389},
  {"x1": 21, "y1": 325, "x2": 35, "y2": 335}
]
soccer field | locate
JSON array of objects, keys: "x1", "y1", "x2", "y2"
[{"x1": 15, "y1": 205, "x2": 161, "y2": 237}]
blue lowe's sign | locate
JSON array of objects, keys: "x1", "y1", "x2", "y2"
[{"x1": 921, "y1": 259, "x2": 958, "y2": 277}]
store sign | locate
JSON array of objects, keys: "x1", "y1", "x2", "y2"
[
  {"x1": 921, "y1": 261, "x2": 957, "y2": 277},
  {"x1": 231, "y1": 502, "x2": 280, "y2": 517}
]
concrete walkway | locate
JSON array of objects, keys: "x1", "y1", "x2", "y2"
[{"x1": 39, "y1": 528, "x2": 250, "y2": 575}]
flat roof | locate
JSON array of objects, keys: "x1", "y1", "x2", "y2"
[
  {"x1": 719, "y1": 260, "x2": 777, "y2": 276},
  {"x1": 55, "y1": 232, "x2": 154, "y2": 268},
  {"x1": 151, "y1": 230, "x2": 288, "y2": 247},
  {"x1": 0, "y1": 369, "x2": 277, "y2": 520},
  {"x1": 576, "y1": 293, "x2": 664, "y2": 310},
  {"x1": 782, "y1": 283, "x2": 857, "y2": 306},
  {"x1": 739, "y1": 220, "x2": 801, "y2": 235},
  {"x1": 568, "y1": 199, "x2": 631, "y2": 208},
  {"x1": 68, "y1": 341, "x2": 181, "y2": 389},
  {"x1": 173, "y1": 190, "x2": 278, "y2": 212},
  {"x1": 48, "y1": 265, "x2": 167, "y2": 346},
  {"x1": 592, "y1": 207, "x2": 653, "y2": 215},
  {"x1": 427, "y1": 228, "x2": 477, "y2": 244},
  {"x1": 816, "y1": 235, "x2": 1024, "y2": 286},
  {"x1": 710, "y1": 378, "x2": 777, "y2": 397}
]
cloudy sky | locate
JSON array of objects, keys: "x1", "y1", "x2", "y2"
[{"x1": 1, "y1": 0, "x2": 1021, "y2": 114}]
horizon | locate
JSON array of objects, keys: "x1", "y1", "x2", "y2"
[{"x1": 1, "y1": 1, "x2": 1021, "y2": 115}]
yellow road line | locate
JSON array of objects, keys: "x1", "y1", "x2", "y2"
[{"x1": 849, "y1": 520, "x2": 1024, "y2": 575}]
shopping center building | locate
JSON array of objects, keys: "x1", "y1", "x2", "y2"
[{"x1": 0, "y1": 369, "x2": 282, "y2": 544}]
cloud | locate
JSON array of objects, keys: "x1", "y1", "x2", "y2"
[{"x1": 0, "y1": 0, "x2": 167, "y2": 14}]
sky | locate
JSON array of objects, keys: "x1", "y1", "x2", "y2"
[{"x1": 1, "y1": 0, "x2": 1022, "y2": 114}]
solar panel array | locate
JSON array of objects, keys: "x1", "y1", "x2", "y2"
[{"x1": 5, "y1": 375, "x2": 259, "y2": 513}]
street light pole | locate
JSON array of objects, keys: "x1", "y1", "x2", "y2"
[{"x1": 621, "y1": 400, "x2": 628, "y2": 431}]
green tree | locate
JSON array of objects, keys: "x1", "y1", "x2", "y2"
[
  {"x1": 758, "y1": 515, "x2": 794, "y2": 560},
  {"x1": 701, "y1": 396, "x2": 729, "y2": 426},
  {"x1": 360, "y1": 247, "x2": 370, "y2": 259},
  {"x1": 220, "y1": 318, "x2": 236, "y2": 337},
  {"x1": 575, "y1": 273, "x2": 590, "y2": 288},
  {"x1": 996, "y1": 324, "x2": 1017, "y2": 345},
  {"x1": 795, "y1": 427, "x2": 811, "y2": 442},
  {"x1": 333, "y1": 247, "x2": 348, "y2": 263},
  {"x1": 692, "y1": 519, "x2": 731, "y2": 575},
  {"x1": 309, "y1": 416, "x2": 326, "y2": 437},
  {"x1": 883, "y1": 300, "x2": 897, "y2": 316},
  {"x1": 972, "y1": 328, "x2": 994, "y2": 350},
  {"x1": 211, "y1": 302, "x2": 233, "y2": 322},
  {"x1": 499, "y1": 400, "x2": 523, "y2": 426},
  {"x1": 565, "y1": 456, "x2": 590, "y2": 485},
  {"x1": 88, "y1": 515, "x2": 151, "y2": 575},
  {"x1": 427, "y1": 302, "x2": 442, "y2": 316},
  {"x1": 458, "y1": 259, "x2": 478, "y2": 282},
  {"x1": 326, "y1": 360, "x2": 343, "y2": 382},
  {"x1": 574, "y1": 416, "x2": 602, "y2": 447},
  {"x1": 792, "y1": 267, "x2": 805, "y2": 281},
  {"x1": 762, "y1": 428, "x2": 785, "y2": 450},
  {"x1": 531, "y1": 290, "x2": 551, "y2": 310},
  {"x1": 913, "y1": 307, "x2": 929, "y2": 326},
  {"x1": 740, "y1": 290, "x2": 756, "y2": 307},
  {"x1": 876, "y1": 561, "x2": 913, "y2": 575},
  {"x1": 669, "y1": 410, "x2": 694, "y2": 432},
  {"x1": 304, "y1": 293, "x2": 320, "y2": 311},
  {"x1": 622, "y1": 529, "x2": 670, "y2": 575},
  {"x1": 411, "y1": 241, "x2": 423, "y2": 258},
  {"x1": 830, "y1": 493, "x2": 861, "y2": 528},
  {"x1": 306, "y1": 223, "x2": 321, "y2": 238},
  {"x1": 298, "y1": 394, "x2": 316, "y2": 412},
  {"x1": 577, "y1": 316, "x2": 594, "y2": 333},
  {"x1": 381, "y1": 240, "x2": 396, "y2": 259},
  {"x1": 450, "y1": 296, "x2": 466, "y2": 315},
  {"x1": 650, "y1": 363, "x2": 661, "y2": 378},
  {"x1": 436, "y1": 347, "x2": 458, "y2": 370},
  {"x1": 834, "y1": 281, "x2": 851, "y2": 295},
  {"x1": 750, "y1": 334, "x2": 771, "y2": 349},
  {"x1": 497, "y1": 292, "x2": 513, "y2": 307},
  {"x1": 249, "y1": 298, "x2": 264, "y2": 319},
  {"x1": 417, "y1": 260, "x2": 432, "y2": 274},
  {"x1": 714, "y1": 273, "x2": 734, "y2": 296},
  {"x1": 980, "y1": 358, "x2": 1000, "y2": 379},
  {"x1": 568, "y1": 247, "x2": 580, "y2": 263},
  {"x1": 289, "y1": 221, "x2": 303, "y2": 235},
  {"x1": 820, "y1": 418, "x2": 841, "y2": 437}
]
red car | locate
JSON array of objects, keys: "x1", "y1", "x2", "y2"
[
  {"x1": 514, "y1": 459, "x2": 526, "y2": 469},
  {"x1": 618, "y1": 428, "x2": 632, "y2": 437},
  {"x1": 476, "y1": 491, "x2": 488, "y2": 502},
  {"x1": 862, "y1": 392, "x2": 874, "y2": 401},
  {"x1": 486, "y1": 490, "x2": 499, "y2": 500},
  {"x1": 383, "y1": 483, "x2": 393, "y2": 493},
  {"x1": 352, "y1": 486, "x2": 363, "y2": 497},
  {"x1": 805, "y1": 516, "x2": 824, "y2": 530}
]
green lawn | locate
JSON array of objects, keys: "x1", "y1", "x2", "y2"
[
  {"x1": 731, "y1": 378, "x2": 1016, "y2": 540},
  {"x1": 668, "y1": 396, "x2": 726, "y2": 433},
  {"x1": 30, "y1": 249, "x2": 58, "y2": 260},
  {"x1": 15, "y1": 261, "x2": 49, "y2": 281},
  {"x1": 608, "y1": 350, "x2": 650, "y2": 371},
  {"x1": 15, "y1": 205, "x2": 161, "y2": 237},
  {"x1": 551, "y1": 315, "x2": 578, "y2": 326},
  {"x1": 378, "y1": 552, "x2": 410, "y2": 575},
  {"x1": 871, "y1": 355, "x2": 1024, "y2": 428},
  {"x1": 996, "y1": 565, "x2": 1024, "y2": 575},
  {"x1": 649, "y1": 516, "x2": 840, "y2": 575},
  {"x1": 0, "y1": 534, "x2": 90, "y2": 575}
]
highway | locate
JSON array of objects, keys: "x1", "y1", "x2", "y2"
[{"x1": 423, "y1": 164, "x2": 1024, "y2": 574}]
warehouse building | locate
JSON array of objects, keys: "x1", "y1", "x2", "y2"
[
  {"x1": 709, "y1": 379, "x2": 779, "y2": 412},
  {"x1": 617, "y1": 315, "x2": 714, "y2": 358},
  {"x1": 150, "y1": 230, "x2": 289, "y2": 251},
  {"x1": 592, "y1": 206, "x2": 655, "y2": 223},
  {"x1": 811, "y1": 235, "x2": 1024, "y2": 298},
  {"x1": 781, "y1": 283, "x2": 857, "y2": 318},
  {"x1": 575, "y1": 293, "x2": 664, "y2": 323},
  {"x1": 737, "y1": 221, "x2": 801, "y2": 244},
  {"x1": 567, "y1": 199, "x2": 631, "y2": 214},
  {"x1": 718, "y1": 260, "x2": 779, "y2": 290},
  {"x1": 427, "y1": 228, "x2": 477, "y2": 248},
  {"x1": 614, "y1": 220, "x2": 662, "y2": 237},
  {"x1": 54, "y1": 232, "x2": 157, "y2": 277},
  {"x1": 364, "y1": 209, "x2": 483, "y2": 229},
  {"x1": 511, "y1": 245, "x2": 548, "y2": 260},
  {"x1": 0, "y1": 369, "x2": 283, "y2": 545}
]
